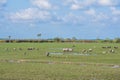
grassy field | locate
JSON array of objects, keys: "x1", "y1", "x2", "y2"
[{"x1": 0, "y1": 43, "x2": 120, "y2": 80}]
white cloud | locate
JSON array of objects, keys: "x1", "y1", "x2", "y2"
[
  {"x1": 6, "y1": 0, "x2": 120, "y2": 25},
  {"x1": 98, "y1": 0, "x2": 114, "y2": 6},
  {"x1": 31, "y1": 0, "x2": 53, "y2": 9},
  {"x1": 51, "y1": 8, "x2": 110, "y2": 25},
  {"x1": 63, "y1": 0, "x2": 96, "y2": 10},
  {"x1": 111, "y1": 7, "x2": 120, "y2": 15},
  {"x1": 84, "y1": 8, "x2": 110, "y2": 24},
  {"x1": 64, "y1": 0, "x2": 120, "y2": 10},
  {"x1": 97, "y1": 0, "x2": 120, "y2": 7},
  {"x1": 93, "y1": 13, "x2": 109, "y2": 22},
  {"x1": 0, "y1": 0, "x2": 7, "y2": 18},
  {"x1": 9, "y1": 8, "x2": 51, "y2": 22},
  {"x1": 84, "y1": 0, "x2": 96, "y2": 6},
  {"x1": 0, "y1": 0, "x2": 7, "y2": 9},
  {"x1": 64, "y1": 0, "x2": 83, "y2": 10},
  {"x1": 110, "y1": 7, "x2": 120, "y2": 22},
  {"x1": 0, "y1": 0, "x2": 7, "y2": 4},
  {"x1": 62, "y1": 0, "x2": 120, "y2": 25},
  {"x1": 61, "y1": 13, "x2": 85, "y2": 24},
  {"x1": 85, "y1": 8, "x2": 96, "y2": 16},
  {"x1": 63, "y1": 0, "x2": 78, "y2": 4},
  {"x1": 71, "y1": 4, "x2": 82, "y2": 10}
]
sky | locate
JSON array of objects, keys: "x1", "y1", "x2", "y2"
[{"x1": 0, "y1": 0, "x2": 120, "y2": 39}]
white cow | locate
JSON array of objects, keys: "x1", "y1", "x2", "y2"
[{"x1": 63, "y1": 48, "x2": 73, "y2": 52}]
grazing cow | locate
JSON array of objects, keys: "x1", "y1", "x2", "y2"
[
  {"x1": 114, "y1": 46, "x2": 118, "y2": 49},
  {"x1": 109, "y1": 49, "x2": 115, "y2": 53},
  {"x1": 13, "y1": 48, "x2": 16, "y2": 51},
  {"x1": 88, "y1": 48, "x2": 92, "y2": 52},
  {"x1": 107, "y1": 46, "x2": 111, "y2": 48},
  {"x1": 68, "y1": 48, "x2": 73, "y2": 52},
  {"x1": 102, "y1": 46, "x2": 107, "y2": 49},
  {"x1": 63, "y1": 48, "x2": 73, "y2": 52},
  {"x1": 82, "y1": 48, "x2": 93, "y2": 53},
  {"x1": 102, "y1": 51, "x2": 107, "y2": 54},
  {"x1": 63, "y1": 48, "x2": 68, "y2": 52},
  {"x1": 102, "y1": 46, "x2": 111, "y2": 49},
  {"x1": 82, "y1": 49, "x2": 87, "y2": 53},
  {"x1": 27, "y1": 47, "x2": 35, "y2": 50},
  {"x1": 46, "y1": 52, "x2": 50, "y2": 56}
]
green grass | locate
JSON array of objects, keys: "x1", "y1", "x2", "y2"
[
  {"x1": 0, "y1": 43, "x2": 120, "y2": 80},
  {"x1": 0, "y1": 62, "x2": 120, "y2": 80}
]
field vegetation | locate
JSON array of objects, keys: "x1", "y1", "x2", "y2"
[{"x1": 0, "y1": 43, "x2": 120, "y2": 80}]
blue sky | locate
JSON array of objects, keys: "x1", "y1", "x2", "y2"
[{"x1": 0, "y1": 0, "x2": 120, "y2": 39}]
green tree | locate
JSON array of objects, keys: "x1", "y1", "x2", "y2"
[
  {"x1": 54, "y1": 37, "x2": 62, "y2": 42},
  {"x1": 8, "y1": 36, "x2": 11, "y2": 43},
  {"x1": 113, "y1": 38, "x2": 120, "y2": 43},
  {"x1": 72, "y1": 37, "x2": 77, "y2": 42},
  {"x1": 37, "y1": 33, "x2": 41, "y2": 42},
  {"x1": 65, "y1": 38, "x2": 71, "y2": 42}
]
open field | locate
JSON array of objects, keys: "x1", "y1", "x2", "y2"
[{"x1": 0, "y1": 43, "x2": 120, "y2": 80}]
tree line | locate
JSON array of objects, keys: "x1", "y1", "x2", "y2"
[{"x1": 0, "y1": 37, "x2": 120, "y2": 43}]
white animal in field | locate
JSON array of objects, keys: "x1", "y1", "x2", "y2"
[
  {"x1": 13, "y1": 48, "x2": 16, "y2": 51},
  {"x1": 82, "y1": 49, "x2": 87, "y2": 53},
  {"x1": 109, "y1": 49, "x2": 115, "y2": 53},
  {"x1": 68, "y1": 48, "x2": 73, "y2": 52},
  {"x1": 63, "y1": 48, "x2": 68, "y2": 52},
  {"x1": 63, "y1": 48, "x2": 73, "y2": 52},
  {"x1": 88, "y1": 48, "x2": 92, "y2": 52}
]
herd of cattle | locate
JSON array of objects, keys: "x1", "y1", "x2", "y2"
[
  {"x1": 101, "y1": 46, "x2": 119, "y2": 54},
  {"x1": 4, "y1": 47, "x2": 40, "y2": 51},
  {"x1": 62, "y1": 46, "x2": 119, "y2": 54},
  {"x1": 102, "y1": 46, "x2": 118, "y2": 49},
  {"x1": 4, "y1": 45, "x2": 119, "y2": 55}
]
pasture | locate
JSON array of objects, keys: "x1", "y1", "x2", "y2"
[{"x1": 0, "y1": 43, "x2": 120, "y2": 80}]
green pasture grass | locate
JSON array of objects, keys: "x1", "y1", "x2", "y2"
[
  {"x1": 0, "y1": 43, "x2": 120, "y2": 80},
  {"x1": 0, "y1": 62, "x2": 120, "y2": 80},
  {"x1": 0, "y1": 43, "x2": 120, "y2": 63}
]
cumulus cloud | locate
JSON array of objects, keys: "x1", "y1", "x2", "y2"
[
  {"x1": 71, "y1": 4, "x2": 82, "y2": 10},
  {"x1": 63, "y1": 0, "x2": 78, "y2": 5},
  {"x1": 0, "y1": 0, "x2": 7, "y2": 24},
  {"x1": 30, "y1": 0, "x2": 56, "y2": 9},
  {"x1": 64, "y1": 0, "x2": 120, "y2": 10},
  {"x1": 98, "y1": 0, "x2": 117, "y2": 6},
  {"x1": 111, "y1": 7, "x2": 120, "y2": 15},
  {"x1": 93, "y1": 13, "x2": 109, "y2": 23},
  {"x1": 53, "y1": 13, "x2": 86, "y2": 24},
  {"x1": 85, "y1": 8, "x2": 96, "y2": 16},
  {"x1": 63, "y1": 13, "x2": 82, "y2": 24},
  {"x1": 9, "y1": 8, "x2": 51, "y2": 22},
  {"x1": 0, "y1": 0, "x2": 7, "y2": 9},
  {"x1": 62, "y1": 0, "x2": 120, "y2": 25},
  {"x1": 63, "y1": 0, "x2": 96, "y2": 10},
  {"x1": 6, "y1": 0, "x2": 120, "y2": 25},
  {"x1": 85, "y1": 8, "x2": 110, "y2": 23},
  {"x1": 98, "y1": 0, "x2": 112, "y2": 6},
  {"x1": 0, "y1": 0, "x2": 7, "y2": 4},
  {"x1": 110, "y1": 7, "x2": 120, "y2": 22}
]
